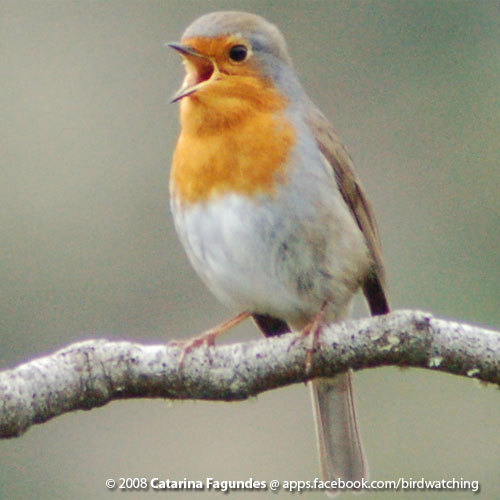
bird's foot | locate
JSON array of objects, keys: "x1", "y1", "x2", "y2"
[{"x1": 170, "y1": 311, "x2": 250, "y2": 369}]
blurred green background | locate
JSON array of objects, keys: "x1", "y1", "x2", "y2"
[{"x1": 1, "y1": 1, "x2": 498, "y2": 499}]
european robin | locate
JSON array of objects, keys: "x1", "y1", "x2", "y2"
[{"x1": 169, "y1": 11, "x2": 389, "y2": 493}]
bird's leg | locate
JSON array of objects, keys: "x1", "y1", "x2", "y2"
[
  {"x1": 289, "y1": 301, "x2": 328, "y2": 375},
  {"x1": 170, "y1": 311, "x2": 251, "y2": 367},
  {"x1": 303, "y1": 301, "x2": 329, "y2": 374}
]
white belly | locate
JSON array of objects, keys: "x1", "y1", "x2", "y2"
[{"x1": 171, "y1": 171, "x2": 370, "y2": 325}]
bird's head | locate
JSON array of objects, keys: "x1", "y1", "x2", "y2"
[{"x1": 169, "y1": 11, "x2": 294, "y2": 104}]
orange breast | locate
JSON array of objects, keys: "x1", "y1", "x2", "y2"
[{"x1": 171, "y1": 76, "x2": 296, "y2": 204}]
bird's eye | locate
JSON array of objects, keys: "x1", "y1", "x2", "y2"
[{"x1": 229, "y1": 45, "x2": 248, "y2": 62}]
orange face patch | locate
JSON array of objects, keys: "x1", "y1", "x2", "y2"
[
  {"x1": 180, "y1": 35, "x2": 256, "y2": 78},
  {"x1": 171, "y1": 36, "x2": 296, "y2": 204}
]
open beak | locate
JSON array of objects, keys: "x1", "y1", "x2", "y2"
[{"x1": 168, "y1": 42, "x2": 217, "y2": 103}]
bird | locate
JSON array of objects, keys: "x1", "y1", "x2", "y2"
[{"x1": 168, "y1": 11, "x2": 389, "y2": 494}]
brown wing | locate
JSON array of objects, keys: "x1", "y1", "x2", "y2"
[{"x1": 306, "y1": 106, "x2": 390, "y2": 315}]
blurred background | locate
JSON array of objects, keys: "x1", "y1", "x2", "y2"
[{"x1": 1, "y1": 1, "x2": 498, "y2": 499}]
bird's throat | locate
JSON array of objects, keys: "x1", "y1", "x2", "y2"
[{"x1": 171, "y1": 81, "x2": 296, "y2": 204}]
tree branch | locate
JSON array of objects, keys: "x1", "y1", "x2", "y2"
[{"x1": 1, "y1": 310, "x2": 498, "y2": 439}]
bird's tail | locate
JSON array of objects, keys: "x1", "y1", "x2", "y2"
[{"x1": 310, "y1": 372, "x2": 367, "y2": 496}]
